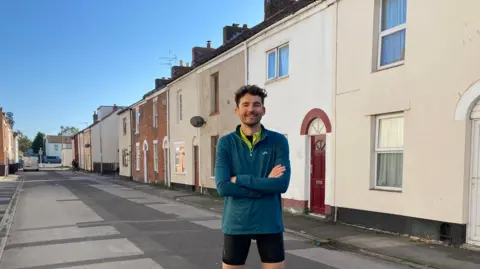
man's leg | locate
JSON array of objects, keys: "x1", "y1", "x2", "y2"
[
  {"x1": 222, "y1": 233, "x2": 251, "y2": 269},
  {"x1": 256, "y1": 233, "x2": 285, "y2": 269}
]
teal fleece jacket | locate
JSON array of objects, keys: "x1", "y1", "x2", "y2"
[{"x1": 214, "y1": 125, "x2": 291, "y2": 235}]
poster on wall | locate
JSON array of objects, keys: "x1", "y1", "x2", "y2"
[{"x1": 174, "y1": 142, "x2": 185, "y2": 173}]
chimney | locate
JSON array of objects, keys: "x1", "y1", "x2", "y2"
[
  {"x1": 223, "y1": 23, "x2": 248, "y2": 44},
  {"x1": 171, "y1": 62, "x2": 192, "y2": 80},
  {"x1": 186, "y1": 62, "x2": 190, "y2": 67},
  {"x1": 155, "y1": 77, "x2": 170, "y2": 89},
  {"x1": 191, "y1": 42, "x2": 216, "y2": 67},
  {"x1": 264, "y1": 0, "x2": 295, "y2": 20},
  {"x1": 93, "y1": 111, "x2": 98, "y2": 122}
]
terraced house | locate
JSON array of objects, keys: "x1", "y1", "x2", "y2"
[
  {"x1": 0, "y1": 107, "x2": 14, "y2": 177},
  {"x1": 130, "y1": 78, "x2": 170, "y2": 183}
]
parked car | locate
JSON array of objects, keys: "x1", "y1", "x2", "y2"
[
  {"x1": 23, "y1": 156, "x2": 39, "y2": 172},
  {"x1": 43, "y1": 156, "x2": 62, "y2": 164}
]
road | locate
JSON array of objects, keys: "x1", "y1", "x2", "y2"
[{"x1": 0, "y1": 171, "x2": 413, "y2": 269}]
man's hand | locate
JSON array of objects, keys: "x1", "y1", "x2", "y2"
[
  {"x1": 268, "y1": 164, "x2": 286, "y2": 178},
  {"x1": 230, "y1": 176, "x2": 236, "y2": 183}
]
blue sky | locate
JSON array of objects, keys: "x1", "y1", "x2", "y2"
[{"x1": 0, "y1": 0, "x2": 264, "y2": 139}]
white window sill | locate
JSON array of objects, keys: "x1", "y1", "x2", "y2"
[
  {"x1": 266, "y1": 74, "x2": 289, "y2": 84},
  {"x1": 375, "y1": 60, "x2": 404, "y2": 72},
  {"x1": 370, "y1": 186, "x2": 402, "y2": 193}
]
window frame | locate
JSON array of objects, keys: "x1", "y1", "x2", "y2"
[
  {"x1": 153, "y1": 101, "x2": 158, "y2": 128},
  {"x1": 211, "y1": 72, "x2": 219, "y2": 114},
  {"x1": 377, "y1": 0, "x2": 407, "y2": 70},
  {"x1": 373, "y1": 113, "x2": 404, "y2": 191},
  {"x1": 266, "y1": 43, "x2": 289, "y2": 81},
  {"x1": 153, "y1": 140, "x2": 158, "y2": 172},
  {"x1": 177, "y1": 90, "x2": 183, "y2": 122},
  {"x1": 135, "y1": 142, "x2": 140, "y2": 171},
  {"x1": 122, "y1": 117, "x2": 127, "y2": 135},
  {"x1": 135, "y1": 108, "x2": 140, "y2": 134},
  {"x1": 173, "y1": 141, "x2": 186, "y2": 175}
]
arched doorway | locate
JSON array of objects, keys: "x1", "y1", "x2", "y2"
[
  {"x1": 456, "y1": 79, "x2": 480, "y2": 245},
  {"x1": 143, "y1": 140, "x2": 148, "y2": 183},
  {"x1": 301, "y1": 108, "x2": 332, "y2": 215}
]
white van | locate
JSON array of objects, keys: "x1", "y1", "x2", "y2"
[{"x1": 23, "y1": 156, "x2": 39, "y2": 172}]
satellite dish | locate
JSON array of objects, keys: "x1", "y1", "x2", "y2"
[
  {"x1": 190, "y1": 116, "x2": 206, "y2": 128},
  {"x1": 84, "y1": 144, "x2": 91, "y2": 148}
]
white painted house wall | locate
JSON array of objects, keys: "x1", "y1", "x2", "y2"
[
  {"x1": 91, "y1": 111, "x2": 121, "y2": 165},
  {"x1": 247, "y1": 1, "x2": 335, "y2": 211},
  {"x1": 118, "y1": 110, "x2": 132, "y2": 178},
  {"x1": 79, "y1": 133, "x2": 84, "y2": 169},
  {"x1": 168, "y1": 75, "x2": 199, "y2": 186},
  {"x1": 45, "y1": 142, "x2": 70, "y2": 158}
]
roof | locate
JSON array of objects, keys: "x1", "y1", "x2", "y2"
[
  {"x1": 143, "y1": 0, "x2": 317, "y2": 99},
  {"x1": 46, "y1": 135, "x2": 72, "y2": 144}
]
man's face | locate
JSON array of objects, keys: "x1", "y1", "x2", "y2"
[{"x1": 235, "y1": 93, "x2": 265, "y2": 127}]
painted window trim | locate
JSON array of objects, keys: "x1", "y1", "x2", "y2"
[
  {"x1": 135, "y1": 142, "x2": 140, "y2": 171},
  {"x1": 173, "y1": 141, "x2": 186, "y2": 175},
  {"x1": 153, "y1": 101, "x2": 158, "y2": 128},
  {"x1": 377, "y1": 0, "x2": 407, "y2": 70},
  {"x1": 177, "y1": 90, "x2": 183, "y2": 123},
  {"x1": 135, "y1": 108, "x2": 140, "y2": 134},
  {"x1": 153, "y1": 140, "x2": 158, "y2": 172},
  {"x1": 266, "y1": 42, "x2": 290, "y2": 82},
  {"x1": 373, "y1": 113, "x2": 404, "y2": 191}
]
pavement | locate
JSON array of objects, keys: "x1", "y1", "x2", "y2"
[
  {"x1": 70, "y1": 171, "x2": 480, "y2": 269},
  {"x1": 0, "y1": 170, "x2": 420, "y2": 269}
]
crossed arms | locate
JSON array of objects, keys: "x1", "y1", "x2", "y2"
[{"x1": 214, "y1": 135, "x2": 291, "y2": 198}]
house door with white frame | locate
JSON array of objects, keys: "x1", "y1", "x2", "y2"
[
  {"x1": 143, "y1": 141, "x2": 148, "y2": 183},
  {"x1": 469, "y1": 120, "x2": 480, "y2": 244}
]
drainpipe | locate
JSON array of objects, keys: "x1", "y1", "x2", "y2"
[
  {"x1": 244, "y1": 41, "x2": 248, "y2": 85},
  {"x1": 166, "y1": 89, "x2": 171, "y2": 187},
  {"x1": 333, "y1": 0, "x2": 339, "y2": 223}
]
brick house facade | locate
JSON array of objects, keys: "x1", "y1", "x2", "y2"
[
  {"x1": 131, "y1": 81, "x2": 169, "y2": 183},
  {"x1": 0, "y1": 107, "x2": 13, "y2": 177}
]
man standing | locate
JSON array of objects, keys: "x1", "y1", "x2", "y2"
[{"x1": 215, "y1": 85, "x2": 291, "y2": 269}]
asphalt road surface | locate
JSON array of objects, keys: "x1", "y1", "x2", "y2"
[{"x1": 0, "y1": 171, "x2": 413, "y2": 269}]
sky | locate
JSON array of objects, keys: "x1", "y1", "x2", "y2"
[{"x1": 0, "y1": 0, "x2": 264, "y2": 139}]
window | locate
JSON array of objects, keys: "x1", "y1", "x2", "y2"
[
  {"x1": 174, "y1": 141, "x2": 186, "y2": 174},
  {"x1": 177, "y1": 91, "x2": 183, "y2": 122},
  {"x1": 211, "y1": 136, "x2": 219, "y2": 176},
  {"x1": 153, "y1": 101, "x2": 158, "y2": 128},
  {"x1": 135, "y1": 108, "x2": 140, "y2": 134},
  {"x1": 374, "y1": 113, "x2": 404, "y2": 189},
  {"x1": 136, "y1": 142, "x2": 140, "y2": 171},
  {"x1": 211, "y1": 72, "x2": 219, "y2": 114},
  {"x1": 123, "y1": 117, "x2": 127, "y2": 135},
  {"x1": 122, "y1": 149, "x2": 128, "y2": 167},
  {"x1": 267, "y1": 43, "x2": 289, "y2": 80},
  {"x1": 153, "y1": 140, "x2": 158, "y2": 172},
  {"x1": 378, "y1": 0, "x2": 407, "y2": 68}
]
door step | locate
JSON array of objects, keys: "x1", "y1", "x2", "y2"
[{"x1": 309, "y1": 213, "x2": 326, "y2": 219}]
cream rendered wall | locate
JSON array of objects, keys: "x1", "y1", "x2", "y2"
[
  {"x1": 335, "y1": 0, "x2": 480, "y2": 224},
  {"x1": 198, "y1": 52, "x2": 245, "y2": 190},
  {"x1": 168, "y1": 74, "x2": 198, "y2": 186},
  {"x1": 247, "y1": 2, "x2": 335, "y2": 207},
  {"x1": 79, "y1": 133, "x2": 84, "y2": 169},
  {"x1": 118, "y1": 111, "x2": 132, "y2": 177}
]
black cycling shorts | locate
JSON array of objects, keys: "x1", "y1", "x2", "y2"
[{"x1": 222, "y1": 232, "x2": 285, "y2": 265}]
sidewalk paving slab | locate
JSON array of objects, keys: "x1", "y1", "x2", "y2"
[{"x1": 73, "y1": 172, "x2": 480, "y2": 269}]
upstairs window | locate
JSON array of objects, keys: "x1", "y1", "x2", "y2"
[
  {"x1": 267, "y1": 43, "x2": 289, "y2": 80},
  {"x1": 153, "y1": 101, "x2": 158, "y2": 128},
  {"x1": 211, "y1": 72, "x2": 219, "y2": 114},
  {"x1": 135, "y1": 108, "x2": 140, "y2": 134},
  {"x1": 177, "y1": 90, "x2": 183, "y2": 122},
  {"x1": 378, "y1": 0, "x2": 407, "y2": 68}
]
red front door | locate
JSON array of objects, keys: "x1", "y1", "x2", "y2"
[{"x1": 310, "y1": 135, "x2": 326, "y2": 214}]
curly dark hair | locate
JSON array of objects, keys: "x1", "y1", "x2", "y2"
[{"x1": 234, "y1": 85, "x2": 268, "y2": 107}]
